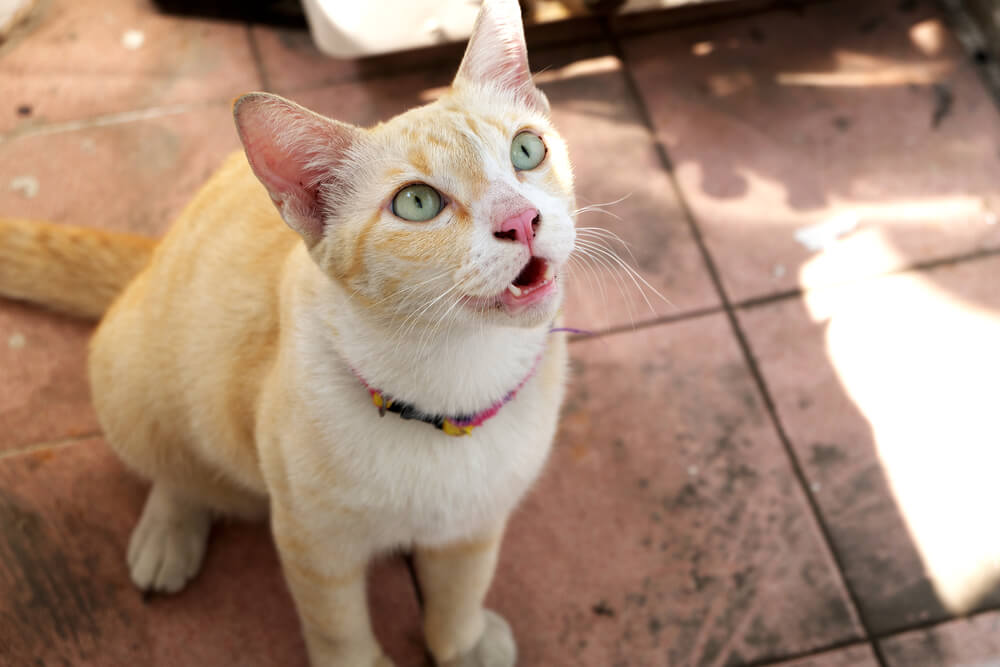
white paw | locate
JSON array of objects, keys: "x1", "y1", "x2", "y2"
[
  {"x1": 127, "y1": 486, "x2": 211, "y2": 594},
  {"x1": 440, "y1": 610, "x2": 517, "y2": 667}
]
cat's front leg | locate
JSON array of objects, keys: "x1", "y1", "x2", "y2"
[
  {"x1": 415, "y1": 526, "x2": 516, "y2": 667},
  {"x1": 271, "y1": 505, "x2": 392, "y2": 667}
]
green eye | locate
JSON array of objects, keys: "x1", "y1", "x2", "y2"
[
  {"x1": 511, "y1": 131, "x2": 546, "y2": 171},
  {"x1": 392, "y1": 184, "x2": 443, "y2": 222}
]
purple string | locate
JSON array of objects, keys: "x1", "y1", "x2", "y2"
[{"x1": 549, "y1": 326, "x2": 594, "y2": 336}]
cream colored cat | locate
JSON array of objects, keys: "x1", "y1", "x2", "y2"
[{"x1": 0, "y1": 1, "x2": 575, "y2": 665}]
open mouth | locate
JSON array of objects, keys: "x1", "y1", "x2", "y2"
[{"x1": 501, "y1": 256, "x2": 556, "y2": 311}]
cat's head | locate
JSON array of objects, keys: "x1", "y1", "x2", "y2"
[{"x1": 233, "y1": 0, "x2": 575, "y2": 330}]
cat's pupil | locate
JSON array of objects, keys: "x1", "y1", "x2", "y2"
[{"x1": 521, "y1": 145, "x2": 530, "y2": 157}]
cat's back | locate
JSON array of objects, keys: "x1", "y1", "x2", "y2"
[
  {"x1": 103, "y1": 149, "x2": 296, "y2": 356},
  {"x1": 90, "y1": 150, "x2": 299, "y2": 493}
]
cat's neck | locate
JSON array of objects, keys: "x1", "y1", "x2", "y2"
[{"x1": 294, "y1": 263, "x2": 551, "y2": 417}]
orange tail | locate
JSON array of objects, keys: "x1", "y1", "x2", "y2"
[{"x1": 0, "y1": 218, "x2": 157, "y2": 320}]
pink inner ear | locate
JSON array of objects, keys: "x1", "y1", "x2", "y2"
[
  {"x1": 242, "y1": 134, "x2": 312, "y2": 204},
  {"x1": 456, "y1": 0, "x2": 533, "y2": 92},
  {"x1": 233, "y1": 93, "x2": 358, "y2": 246}
]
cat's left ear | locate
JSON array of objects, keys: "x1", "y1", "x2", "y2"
[
  {"x1": 233, "y1": 92, "x2": 361, "y2": 247},
  {"x1": 454, "y1": 0, "x2": 550, "y2": 114}
]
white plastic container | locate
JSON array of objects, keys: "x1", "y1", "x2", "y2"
[
  {"x1": 299, "y1": 0, "x2": 715, "y2": 58},
  {"x1": 301, "y1": 0, "x2": 484, "y2": 58}
]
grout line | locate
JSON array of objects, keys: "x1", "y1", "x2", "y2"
[
  {"x1": 0, "y1": 432, "x2": 103, "y2": 462},
  {"x1": 245, "y1": 23, "x2": 272, "y2": 92},
  {"x1": 0, "y1": 100, "x2": 222, "y2": 143},
  {"x1": 732, "y1": 245, "x2": 1000, "y2": 313},
  {"x1": 903, "y1": 244, "x2": 1000, "y2": 273},
  {"x1": 741, "y1": 638, "x2": 876, "y2": 667},
  {"x1": 871, "y1": 602, "x2": 1000, "y2": 642},
  {"x1": 568, "y1": 244, "x2": 1000, "y2": 343},
  {"x1": 566, "y1": 304, "x2": 725, "y2": 343},
  {"x1": 605, "y1": 19, "x2": 887, "y2": 666},
  {"x1": 608, "y1": 0, "x2": 839, "y2": 41}
]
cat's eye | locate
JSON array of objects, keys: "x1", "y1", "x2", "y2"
[
  {"x1": 391, "y1": 184, "x2": 443, "y2": 222},
  {"x1": 511, "y1": 131, "x2": 546, "y2": 171}
]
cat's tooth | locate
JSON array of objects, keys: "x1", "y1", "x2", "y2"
[
  {"x1": 543, "y1": 264, "x2": 555, "y2": 282},
  {"x1": 508, "y1": 284, "x2": 523, "y2": 297}
]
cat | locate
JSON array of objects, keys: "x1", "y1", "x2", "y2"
[{"x1": 0, "y1": 0, "x2": 576, "y2": 665}]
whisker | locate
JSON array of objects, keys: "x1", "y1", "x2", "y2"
[
  {"x1": 391, "y1": 281, "x2": 464, "y2": 354},
  {"x1": 567, "y1": 252, "x2": 609, "y2": 319},
  {"x1": 573, "y1": 192, "x2": 632, "y2": 210},
  {"x1": 574, "y1": 206, "x2": 623, "y2": 222},
  {"x1": 575, "y1": 227, "x2": 642, "y2": 270},
  {"x1": 574, "y1": 244, "x2": 637, "y2": 329},
  {"x1": 362, "y1": 269, "x2": 451, "y2": 308},
  {"x1": 574, "y1": 238, "x2": 673, "y2": 314}
]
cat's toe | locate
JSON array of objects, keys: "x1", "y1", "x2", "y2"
[
  {"x1": 439, "y1": 610, "x2": 516, "y2": 667},
  {"x1": 127, "y1": 486, "x2": 211, "y2": 594}
]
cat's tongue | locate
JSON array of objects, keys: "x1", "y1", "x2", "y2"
[{"x1": 502, "y1": 257, "x2": 555, "y2": 311}]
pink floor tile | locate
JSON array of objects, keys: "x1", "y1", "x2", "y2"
[
  {"x1": 0, "y1": 300, "x2": 96, "y2": 453},
  {"x1": 624, "y1": 0, "x2": 1000, "y2": 302},
  {"x1": 880, "y1": 611, "x2": 1000, "y2": 667},
  {"x1": 0, "y1": 102, "x2": 241, "y2": 236},
  {"x1": 768, "y1": 643, "x2": 879, "y2": 667},
  {"x1": 0, "y1": 439, "x2": 426, "y2": 666},
  {"x1": 738, "y1": 255, "x2": 1000, "y2": 634},
  {"x1": 487, "y1": 318, "x2": 862, "y2": 666},
  {"x1": 249, "y1": 24, "x2": 460, "y2": 96},
  {"x1": 0, "y1": 0, "x2": 260, "y2": 133}
]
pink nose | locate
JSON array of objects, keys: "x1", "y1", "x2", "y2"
[{"x1": 494, "y1": 208, "x2": 539, "y2": 251}]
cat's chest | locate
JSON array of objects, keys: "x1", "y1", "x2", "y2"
[{"x1": 285, "y1": 352, "x2": 564, "y2": 547}]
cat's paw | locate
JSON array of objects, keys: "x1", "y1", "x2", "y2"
[
  {"x1": 439, "y1": 610, "x2": 516, "y2": 667},
  {"x1": 127, "y1": 485, "x2": 212, "y2": 594}
]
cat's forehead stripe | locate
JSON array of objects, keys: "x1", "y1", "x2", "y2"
[{"x1": 407, "y1": 148, "x2": 432, "y2": 176}]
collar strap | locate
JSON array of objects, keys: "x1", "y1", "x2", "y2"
[{"x1": 353, "y1": 351, "x2": 544, "y2": 437}]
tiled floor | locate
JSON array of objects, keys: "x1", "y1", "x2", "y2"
[{"x1": 2, "y1": 0, "x2": 1000, "y2": 665}]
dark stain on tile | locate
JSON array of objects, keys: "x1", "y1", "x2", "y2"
[
  {"x1": 612, "y1": 437, "x2": 628, "y2": 462},
  {"x1": 721, "y1": 462, "x2": 759, "y2": 495},
  {"x1": 592, "y1": 600, "x2": 616, "y2": 617},
  {"x1": 864, "y1": 574, "x2": 947, "y2": 633},
  {"x1": 931, "y1": 83, "x2": 954, "y2": 129},
  {"x1": 731, "y1": 565, "x2": 754, "y2": 591},
  {"x1": 847, "y1": 464, "x2": 880, "y2": 499},
  {"x1": 744, "y1": 615, "x2": 783, "y2": 653},
  {"x1": 0, "y1": 490, "x2": 108, "y2": 660},
  {"x1": 809, "y1": 442, "x2": 847, "y2": 469},
  {"x1": 16, "y1": 104, "x2": 33, "y2": 117},
  {"x1": 663, "y1": 482, "x2": 702, "y2": 511},
  {"x1": 881, "y1": 624, "x2": 946, "y2": 665},
  {"x1": 797, "y1": 596, "x2": 855, "y2": 643},
  {"x1": 833, "y1": 115, "x2": 852, "y2": 132}
]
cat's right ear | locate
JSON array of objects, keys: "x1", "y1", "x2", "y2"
[{"x1": 233, "y1": 93, "x2": 360, "y2": 247}]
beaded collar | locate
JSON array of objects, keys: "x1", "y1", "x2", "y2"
[{"x1": 353, "y1": 350, "x2": 545, "y2": 437}]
